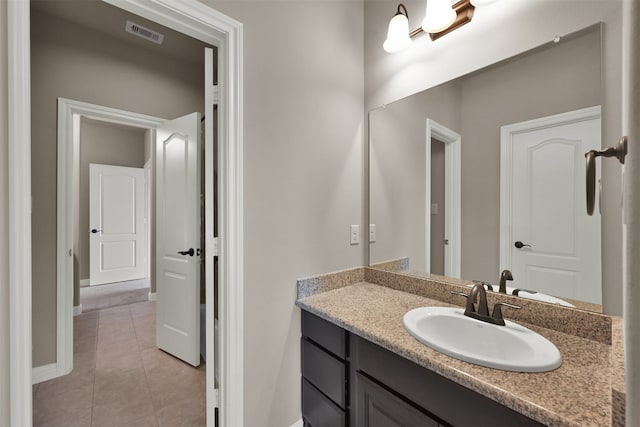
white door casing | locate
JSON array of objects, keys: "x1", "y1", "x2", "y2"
[
  {"x1": 156, "y1": 112, "x2": 202, "y2": 367},
  {"x1": 9, "y1": 1, "x2": 244, "y2": 426},
  {"x1": 500, "y1": 106, "x2": 602, "y2": 304},
  {"x1": 89, "y1": 164, "x2": 146, "y2": 286},
  {"x1": 204, "y1": 47, "x2": 218, "y2": 412}
]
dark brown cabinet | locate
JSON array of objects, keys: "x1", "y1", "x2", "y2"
[
  {"x1": 301, "y1": 310, "x2": 545, "y2": 427},
  {"x1": 354, "y1": 372, "x2": 440, "y2": 427}
]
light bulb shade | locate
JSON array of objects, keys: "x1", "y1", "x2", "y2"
[
  {"x1": 422, "y1": 0, "x2": 456, "y2": 33},
  {"x1": 383, "y1": 13, "x2": 412, "y2": 53}
]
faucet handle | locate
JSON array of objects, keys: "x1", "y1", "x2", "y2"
[
  {"x1": 491, "y1": 302, "x2": 521, "y2": 326},
  {"x1": 473, "y1": 280, "x2": 494, "y2": 292},
  {"x1": 450, "y1": 290, "x2": 468, "y2": 299}
]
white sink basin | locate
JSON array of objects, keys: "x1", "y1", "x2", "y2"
[
  {"x1": 403, "y1": 307, "x2": 562, "y2": 372},
  {"x1": 504, "y1": 287, "x2": 575, "y2": 308}
]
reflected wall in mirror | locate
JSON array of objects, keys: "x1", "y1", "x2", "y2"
[{"x1": 369, "y1": 25, "x2": 612, "y2": 313}]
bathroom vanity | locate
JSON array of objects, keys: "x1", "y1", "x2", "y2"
[
  {"x1": 302, "y1": 310, "x2": 543, "y2": 426},
  {"x1": 296, "y1": 268, "x2": 624, "y2": 426}
]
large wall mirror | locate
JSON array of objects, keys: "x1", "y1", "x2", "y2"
[{"x1": 368, "y1": 24, "x2": 617, "y2": 314}]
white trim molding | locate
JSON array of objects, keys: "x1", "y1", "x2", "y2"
[
  {"x1": 8, "y1": 0, "x2": 33, "y2": 424},
  {"x1": 32, "y1": 364, "x2": 58, "y2": 385},
  {"x1": 80, "y1": 279, "x2": 90, "y2": 288},
  {"x1": 57, "y1": 98, "x2": 166, "y2": 385},
  {"x1": 9, "y1": 1, "x2": 244, "y2": 426},
  {"x1": 148, "y1": 291, "x2": 157, "y2": 301},
  {"x1": 425, "y1": 119, "x2": 461, "y2": 278},
  {"x1": 73, "y1": 305, "x2": 83, "y2": 316}
]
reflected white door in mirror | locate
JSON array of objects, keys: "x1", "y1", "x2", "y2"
[{"x1": 499, "y1": 106, "x2": 602, "y2": 304}]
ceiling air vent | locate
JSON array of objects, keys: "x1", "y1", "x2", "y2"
[{"x1": 125, "y1": 20, "x2": 164, "y2": 45}]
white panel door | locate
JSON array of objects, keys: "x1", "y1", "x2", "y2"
[
  {"x1": 89, "y1": 164, "x2": 146, "y2": 286},
  {"x1": 508, "y1": 113, "x2": 601, "y2": 303},
  {"x1": 156, "y1": 112, "x2": 201, "y2": 367}
]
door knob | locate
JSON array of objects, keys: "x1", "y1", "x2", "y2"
[
  {"x1": 177, "y1": 248, "x2": 195, "y2": 256},
  {"x1": 585, "y1": 136, "x2": 627, "y2": 216},
  {"x1": 90, "y1": 228, "x2": 101, "y2": 234},
  {"x1": 514, "y1": 241, "x2": 531, "y2": 249}
]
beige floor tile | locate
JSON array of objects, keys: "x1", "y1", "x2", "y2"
[
  {"x1": 92, "y1": 369, "x2": 156, "y2": 427},
  {"x1": 97, "y1": 324, "x2": 138, "y2": 348},
  {"x1": 33, "y1": 376, "x2": 94, "y2": 424},
  {"x1": 96, "y1": 337, "x2": 141, "y2": 368},
  {"x1": 33, "y1": 403, "x2": 92, "y2": 427},
  {"x1": 36, "y1": 366, "x2": 95, "y2": 398},
  {"x1": 97, "y1": 305, "x2": 131, "y2": 321},
  {"x1": 34, "y1": 287, "x2": 204, "y2": 427},
  {"x1": 155, "y1": 394, "x2": 206, "y2": 427},
  {"x1": 141, "y1": 349, "x2": 206, "y2": 409},
  {"x1": 130, "y1": 301, "x2": 155, "y2": 317}
]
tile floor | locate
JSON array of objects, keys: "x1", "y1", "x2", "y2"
[
  {"x1": 80, "y1": 279, "x2": 151, "y2": 312},
  {"x1": 33, "y1": 300, "x2": 206, "y2": 427}
]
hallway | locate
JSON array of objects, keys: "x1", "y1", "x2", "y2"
[{"x1": 32, "y1": 301, "x2": 206, "y2": 427}]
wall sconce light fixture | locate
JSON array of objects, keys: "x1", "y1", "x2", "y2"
[{"x1": 384, "y1": 0, "x2": 496, "y2": 53}]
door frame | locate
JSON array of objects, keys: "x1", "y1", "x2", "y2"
[
  {"x1": 425, "y1": 119, "x2": 461, "y2": 278},
  {"x1": 7, "y1": 1, "x2": 244, "y2": 426},
  {"x1": 499, "y1": 106, "x2": 602, "y2": 273},
  {"x1": 55, "y1": 99, "x2": 164, "y2": 387},
  {"x1": 46, "y1": 97, "x2": 164, "y2": 385}
]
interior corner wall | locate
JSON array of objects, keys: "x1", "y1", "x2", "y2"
[
  {"x1": 76, "y1": 119, "x2": 146, "y2": 284},
  {"x1": 365, "y1": 0, "x2": 623, "y2": 315},
  {"x1": 205, "y1": 1, "x2": 364, "y2": 426},
  {"x1": 0, "y1": 0, "x2": 11, "y2": 424},
  {"x1": 30, "y1": 9, "x2": 203, "y2": 367}
]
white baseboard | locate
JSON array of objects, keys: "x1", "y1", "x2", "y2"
[
  {"x1": 148, "y1": 291, "x2": 157, "y2": 301},
  {"x1": 32, "y1": 363, "x2": 60, "y2": 384},
  {"x1": 73, "y1": 304, "x2": 83, "y2": 316},
  {"x1": 289, "y1": 419, "x2": 303, "y2": 427},
  {"x1": 80, "y1": 279, "x2": 90, "y2": 288}
]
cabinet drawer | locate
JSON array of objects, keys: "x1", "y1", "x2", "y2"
[
  {"x1": 353, "y1": 335, "x2": 544, "y2": 427},
  {"x1": 302, "y1": 378, "x2": 346, "y2": 427},
  {"x1": 302, "y1": 338, "x2": 347, "y2": 408},
  {"x1": 354, "y1": 372, "x2": 440, "y2": 427},
  {"x1": 302, "y1": 310, "x2": 347, "y2": 359}
]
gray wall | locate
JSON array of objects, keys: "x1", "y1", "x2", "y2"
[
  {"x1": 77, "y1": 118, "x2": 146, "y2": 285},
  {"x1": 370, "y1": 29, "x2": 601, "y2": 286},
  {"x1": 31, "y1": 9, "x2": 203, "y2": 367},
  {"x1": 370, "y1": 80, "x2": 461, "y2": 272},
  {"x1": 205, "y1": 2, "x2": 364, "y2": 425},
  {"x1": 0, "y1": 0, "x2": 10, "y2": 423},
  {"x1": 459, "y1": 29, "x2": 600, "y2": 283}
]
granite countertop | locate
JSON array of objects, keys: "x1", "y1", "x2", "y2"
[{"x1": 297, "y1": 280, "x2": 618, "y2": 427}]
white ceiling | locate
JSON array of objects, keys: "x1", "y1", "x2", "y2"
[{"x1": 31, "y1": 0, "x2": 209, "y2": 66}]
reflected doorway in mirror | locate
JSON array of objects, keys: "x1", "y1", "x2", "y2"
[{"x1": 499, "y1": 106, "x2": 602, "y2": 304}]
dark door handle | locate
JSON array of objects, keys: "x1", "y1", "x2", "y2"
[
  {"x1": 90, "y1": 228, "x2": 101, "y2": 234},
  {"x1": 177, "y1": 248, "x2": 195, "y2": 256},
  {"x1": 514, "y1": 241, "x2": 531, "y2": 249}
]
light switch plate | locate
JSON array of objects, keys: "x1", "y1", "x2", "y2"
[
  {"x1": 350, "y1": 225, "x2": 360, "y2": 245},
  {"x1": 369, "y1": 224, "x2": 376, "y2": 243}
]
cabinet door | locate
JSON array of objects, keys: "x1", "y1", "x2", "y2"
[{"x1": 355, "y1": 372, "x2": 440, "y2": 427}]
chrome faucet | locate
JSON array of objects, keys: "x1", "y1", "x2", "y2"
[
  {"x1": 451, "y1": 283, "x2": 521, "y2": 326},
  {"x1": 498, "y1": 269, "x2": 514, "y2": 294}
]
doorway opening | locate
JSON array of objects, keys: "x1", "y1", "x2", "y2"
[
  {"x1": 8, "y1": 0, "x2": 244, "y2": 425},
  {"x1": 425, "y1": 119, "x2": 461, "y2": 278}
]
